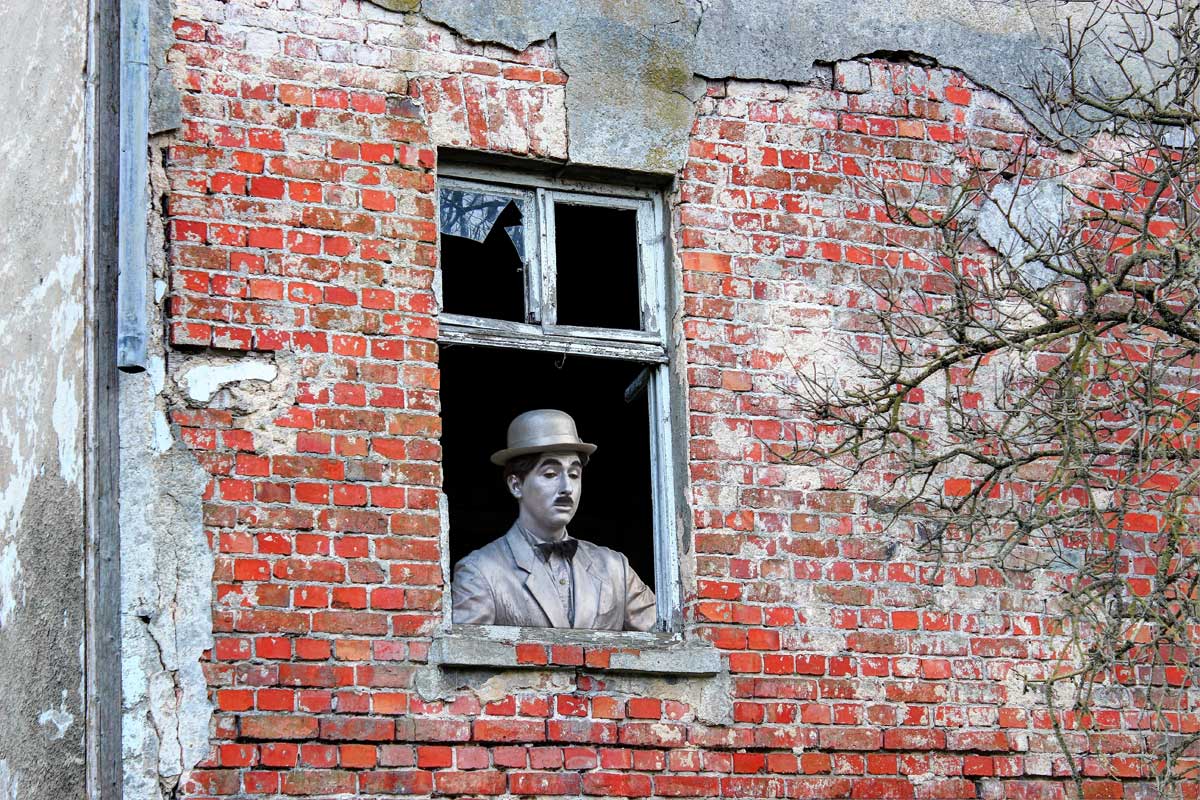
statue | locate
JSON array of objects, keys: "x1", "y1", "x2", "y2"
[{"x1": 451, "y1": 409, "x2": 657, "y2": 631}]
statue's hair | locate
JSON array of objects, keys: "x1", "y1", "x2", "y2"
[{"x1": 503, "y1": 451, "x2": 589, "y2": 483}]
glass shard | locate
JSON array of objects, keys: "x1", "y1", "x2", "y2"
[
  {"x1": 439, "y1": 188, "x2": 526, "y2": 262},
  {"x1": 439, "y1": 187, "x2": 529, "y2": 322}
]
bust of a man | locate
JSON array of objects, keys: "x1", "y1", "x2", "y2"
[{"x1": 451, "y1": 409, "x2": 656, "y2": 631}]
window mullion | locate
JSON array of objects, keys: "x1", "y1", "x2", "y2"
[
  {"x1": 536, "y1": 187, "x2": 555, "y2": 327},
  {"x1": 523, "y1": 187, "x2": 544, "y2": 325}
]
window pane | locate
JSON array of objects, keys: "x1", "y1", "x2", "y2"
[
  {"x1": 441, "y1": 346, "x2": 655, "y2": 595},
  {"x1": 554, "y1": 203, "x2": 642, "y2": 330},
  {"x1": 439, "y1": 187, "x2": 529, "y2": 321}
]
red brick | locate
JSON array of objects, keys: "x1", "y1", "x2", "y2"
[
  {"x1": 509, "y1": 771, "x2": 581, "y2": 795},
  {"x1": 357, "y1": 770, "x2": 434, "y2": 795},
  {"x1": 240, "y1": 715, "x2": 318, "y2": 740},
  {"x1": 472, "y1": 718, "x2": 545, "y2": 742},
  {"x1": 582, "y1": 772, "x2": 653, "y2": 797},
  {"x1": 435, "y1": 771, "x2": 506, "y2": 795},
  {"x1": 626, "y1": 698, "x2": 662, "y2": 719}
]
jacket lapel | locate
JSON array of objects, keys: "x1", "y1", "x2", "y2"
[
  {"x1": 503, "y1": 526, "x2": 569, "y2": 628},
  {"x1": 569, "y1": 541, "x2": 605, "y2": 629}
]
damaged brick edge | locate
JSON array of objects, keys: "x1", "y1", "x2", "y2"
[{"x1": 430, "y1": 627, "x2": 722, "y2": 675}]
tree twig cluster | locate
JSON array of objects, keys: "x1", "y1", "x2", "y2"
[{"x1": 781, "y1": 2, "x2": 1200, "y2": 794}]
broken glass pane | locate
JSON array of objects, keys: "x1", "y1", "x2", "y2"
[
  {"x1": 439, "y1": 187, "x2": 529, "y2": 321},
  {"x1": 439, "y1": 188, "x2": 526, "y2": 262}
]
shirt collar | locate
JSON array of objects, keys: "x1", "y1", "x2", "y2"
[{"x1": 516, "y1": 522, "x2": 571, "y2": 549}]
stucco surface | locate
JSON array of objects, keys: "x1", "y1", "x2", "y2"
[
  {"x1": 692, "y1": 0, "x2": 1056, "y2": 109},
  {"x1": 0, "y1": 0, "x2": 90, "y2": 797},
  {"x1": 421, "y1": 0, "x2": 702, "y2": 172}
]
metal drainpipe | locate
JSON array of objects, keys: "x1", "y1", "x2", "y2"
[{"x1": 117, "y1": 0, "x2": 148, "y2": 371}]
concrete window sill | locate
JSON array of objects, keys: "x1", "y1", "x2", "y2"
[{"x1": 430, "y1": 625, "x2": 722, "y2": 676}]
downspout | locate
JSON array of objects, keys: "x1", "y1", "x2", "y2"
[{"x1": 117, "y1": 0, "x2": 149, "y2": 371}]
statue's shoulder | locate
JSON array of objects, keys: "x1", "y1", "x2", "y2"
[
  {"x1": 456, "y1": 531, "x2": 516, "y2": 573},
  {"x1": 574, "y1": 537, "x2": 629, "y2": 567}
]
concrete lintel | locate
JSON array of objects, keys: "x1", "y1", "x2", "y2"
[{"x1": 363, "y1": 0, "x2": 1126, "y2": 173}]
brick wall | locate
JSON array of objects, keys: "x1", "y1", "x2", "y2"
[{"x1": 164, "y1": 2, "x2": 1196, "y2": 798}]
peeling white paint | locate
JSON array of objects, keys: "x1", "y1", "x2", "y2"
[
  {"x1": 36, "y1": 691, "x2": 75, "y2": 740},
  {"x1": 0, "y1": 759, "x2": 18, "y2": 800},
  {"x1": 0, "y1": 543, "x2": 22, "y2": 629},
  {"x1": 0, "y1": 3, "x2": 90, "y2": 796},
  {"x1": 148, "y1": 355, "x2": 166, "y2": 395},
  {"x1": 178, "y1": 359, "x2": 279, "y2": 403},
  {"x1": 0, "y1": 245, "x2": 85, "y2": 605},
  {"x1": 52, "y1": 372, "x2": 80, "y2": 487},
  {"x1": 148, "y1": 357, "x2": 174, "y2": 452},
  {"x1": 152, "y1": 412, "x2": 174, "y2": 454}
]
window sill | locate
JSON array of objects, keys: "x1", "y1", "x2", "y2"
[{"x1": 430, "y1": 626, "x2": 721, "y2": 676}]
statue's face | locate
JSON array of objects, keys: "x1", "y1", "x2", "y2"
[{"x1": 509, "y1": 451, "x2": 583, "y2": 534}]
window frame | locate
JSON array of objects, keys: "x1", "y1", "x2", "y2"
[{"x1": 435, "y1": 163, "x2": 682, "y2": 632}]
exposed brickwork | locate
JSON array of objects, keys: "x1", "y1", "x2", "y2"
[{"x1": 164, "y1": 2, "x2": 1196, "y2": 798}]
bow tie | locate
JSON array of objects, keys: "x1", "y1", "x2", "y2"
[{"x1": 536, "y1": 539, "x2": 578, "y2": 561}]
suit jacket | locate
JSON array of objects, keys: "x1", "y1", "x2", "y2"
[{"x1": 451, "y1": 525, "x2": 656, "y2": 631}]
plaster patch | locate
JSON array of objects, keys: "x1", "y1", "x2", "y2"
[
  {"x1": 178, "y1": 359, "x2": 279, "y2": 403},
  {"x1": 977, "y1": 178, "x2": 1068, "y2": 288},
  {"x1": 712, "y1": 418, "x2": 751, "y2": 461}
]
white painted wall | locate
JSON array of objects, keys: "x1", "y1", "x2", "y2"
[{"x1": 0, "y1": 0, "x2": 91, "y2": 796}]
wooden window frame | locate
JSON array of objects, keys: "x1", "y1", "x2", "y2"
[{"x1": 436, "y1": 163, "x2": 682, "y2": 631}]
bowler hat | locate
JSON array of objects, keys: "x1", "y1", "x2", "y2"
[{"x1": 490, "y1": 409, "x2": 597, "y2": 465}]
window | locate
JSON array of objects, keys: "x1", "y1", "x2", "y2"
[{"x1": 436, "y1": 162, "x2": 680, "y2": 631}]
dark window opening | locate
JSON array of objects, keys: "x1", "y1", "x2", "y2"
[
  {"x1": 441, "y1": 346, "x2": 655, "y2": 593},
  {"x1": 554, "y1": 203, "x2": 643, "y2": 331},
  {"x1": 439, "y1": 187, "x2": 527, "y2": 321}
]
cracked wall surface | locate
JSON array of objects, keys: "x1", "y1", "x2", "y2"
[
  {"x1": 371, "y1": 0, "x2": 1125, "y2": 172},
  {"x1": 120, "y1": 363, "x2": 215, "y2": 799},
  {"x1": 119, "y1": 140, "x2": 215, "y2": 800},
  {"x1": 0, "y1": 0, "x2": 90, "y2": 797},
  {"x1": 156, "y1": 2, "x2": 1197, "y2": 797}
]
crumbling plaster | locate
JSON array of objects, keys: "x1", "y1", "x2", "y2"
[
  {"x1": 0, "y1": 0, "x2": 90, "y2": 798},
  {"x1": 119, "y1": 141, "x2": 215, "y2": 800},
  {"x1": 369, "y1": 0, "x2": 1117, "y2": 173},
  {"x1": 150, "y1": 0, "x2": 184, "y2": 134},
  {"x1": 119, "y1": 363, "x2": 213, "y2": 800}
]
